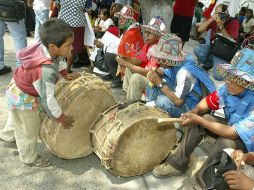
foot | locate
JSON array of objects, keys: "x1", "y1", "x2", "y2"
[
  {"x1": 26, "y1": 155, "x2": 51, "y2": 168},
  {"x1": 0, "y1": 66, "x2": 12, "y2": 75},
  {"x1": 152, "y1": 162, "x2": 184, "y2": 178}
]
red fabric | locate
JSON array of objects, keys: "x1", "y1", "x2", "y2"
[
  {"x1": 72, "y1": 27, "x2": 85, "y2": 55},
  {"x1": 136, "y1": 43, "x2": 150, "y2": 68},
  {"x1": 206, "y1": 90, "x2": 219, "y2": 110},
  {"x1": 145, "y1": 57, "x2": 160, "y2": 70},
  {"x1": 203, "y1": 2, "x2": 216, "y2": 19},
  {"x1": 118, "y1": 27, "x2": 144, "y2": 58},
  {"x1": 173, "y1": 0, "x2": 196, "y2": 17},
  {"x1": 208, "y1": 19, "x2": 240, "y2": 41},
  {"x1": 14, "y1": 43, "x2": 52, "y2": 96},
  {"x1": 133, "y1": 0, "x2": 141, "y2": 21},
  {"x1": 107, "y1": 26, "x2": 120, "y2": 37}
]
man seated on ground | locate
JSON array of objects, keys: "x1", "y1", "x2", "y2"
[
  {"x1": 145, "y1": 34, "x2": 215, "y2": 118},
  {"x1": 194, "y1": 3, "x2": 239, "y2": 80},
  {"x1": 152, "y1": 48, "x2": 254, "y2": 190},
  {"x1": 116, "y1": 16, "x2": 166, "y2": 100},
  {"x1": 115, "y1": 6, "x2": 144, "y2": 90}
]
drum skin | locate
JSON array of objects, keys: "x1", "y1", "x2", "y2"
[
  {"x1": 40, "y1": 72, "x2": 116, "y2": 159},
  {"x1": 90, "y1": 102, "x2": 177, "y2": 177}
]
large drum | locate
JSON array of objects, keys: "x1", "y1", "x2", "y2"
[
  {"x1": 40, "y1": 72, "x2": 116, "y2": 159},
  {"x1": 90, "y1": 101, "x2": 177, "y2": 177}
]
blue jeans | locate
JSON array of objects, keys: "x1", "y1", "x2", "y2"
[
  {"x1": 34, "y1": 9, "x2": 49, "y2": 42},
  {"x1": 194, "y1": 44, "x2": 225, "y2": 81},
  {"x1": 146, "y1": 86, "x2": 189, "y2": 118},
  {"x1": 0, "y1": 19, "x2": 27, "y2": 70}
]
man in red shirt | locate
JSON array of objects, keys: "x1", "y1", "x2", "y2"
[
  {"x1": 115, "y1": 6, "x2": 144, "y2": 89},
  {"x1": 170, "y1": 0, "x2": 197, "y2": 47},
  {"x1": 117, "y1": 16, "x2": 166, "y2": 99}
]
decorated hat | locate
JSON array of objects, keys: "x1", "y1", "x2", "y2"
[
  {"x1": 217, "y1": 48, "x2": 254, "y2": 90},
  {"x1": 114, "y1": 6, "x2": 136, "y2": 21},
  {"x1": 147, "y1": 33, "x2": 186, "y2": 67},
  {"x1": 141, "y1": 16, "x2": 166, "y2": 36}
]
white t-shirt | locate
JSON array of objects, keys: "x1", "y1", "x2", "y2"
[
  {"x1": 243, "y1": 18, "x2": 254, "y2": 33},
  {"x1": 101, "y1": 18, "x2": 114, "y2": 31},
  {"x1": 94, "y1": 18, "x2": 105, "y2": 28},
  {"x1": 174, "y1": 69, "x2": 197, "y2": 100},
  {"x1": 33, "y1": 0, "x2": 51, "y2": 10}
]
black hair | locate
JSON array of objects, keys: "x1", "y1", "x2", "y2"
[
  {"x1": 222, "y1": 4, "x2": 228, "y2": 12},
  {"x1": 100, "y1": 8, "x2": 110, "y2": 18},
  {"x1": 197, "y1": 2, "x2": 204, "y2": 9},
  {"x1": 240, "y1": 7, "x2": 247, "y2": 15},
  {"x1": 111, "y1": 16, "x2": 119, "y2": 26},
  {"x1": 39, "y1": 18, "x2": 73, "y2": 48}
]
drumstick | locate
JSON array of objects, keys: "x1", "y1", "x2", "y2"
[{"x1": 157, "y1": 118, "x2": 184, "y2": 124}]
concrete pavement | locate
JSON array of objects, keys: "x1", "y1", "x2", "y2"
[{"x1": 0, "y1": 33, "x2": 212, "y2": 190}]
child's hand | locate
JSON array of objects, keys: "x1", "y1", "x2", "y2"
[
  {"x1": 61, "y1": 115, "x2": 74, "y2": 129},
  {"x1": 65, "y1": 72, "x2": 80, "y2": 80},
  {"x1": 180, "y1": 112, "x2": 201, "y2": 126},
  {"x1": 116, "y1": 57, "x2": 129, "y2": 67}
]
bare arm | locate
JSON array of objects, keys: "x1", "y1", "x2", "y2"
[
  {"x1": 191, "y1": 97, "x2": 211, "y2": 114},
  {"x1": 147, "y1": 70, "x2": 184, "y2": 107},
  {"x1": 197, "y1": 18, "x2": 214, "y2": 32},
  {"x1": 181, "y1": 112, "x2": 239, "y2": 139}
]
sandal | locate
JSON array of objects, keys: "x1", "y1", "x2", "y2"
[{"x1": 27, "y1": 155, "x2": 51, "y2": 168}]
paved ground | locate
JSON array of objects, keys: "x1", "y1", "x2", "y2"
[{"x1": 0, "y1": 33, "x2": 218, "y2": 190}]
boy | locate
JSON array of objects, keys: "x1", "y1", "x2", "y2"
[
  {"x1": 146, "y1": 34, "x2": 215, "y2": 118},
  {"x1": 153, "y1": 48, "x2": 254, "y2": 189},
  {"x1": 6, "y1": 18, "x2": 76, "y2": 167},
  {"x1": 116, "y1": 16, "x2": 166, "y2": 100}
]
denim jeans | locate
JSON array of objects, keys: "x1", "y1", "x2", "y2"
[
  {"x1": 146, "y1": 86, "x2": 189, "y2": 118},
  {"x1": 0, "y1": 19, "x2": 27, "y2": 70},
  {"x1": 194, "y1": 44, "x2": 226, "y2": 81},
  {"x1": 34, "y1": 9, "x2": 49, "y2": 42}
]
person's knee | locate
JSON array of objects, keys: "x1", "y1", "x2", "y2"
[{"x1": 156, "y1": 95, "x2": 173, "y2": 111}]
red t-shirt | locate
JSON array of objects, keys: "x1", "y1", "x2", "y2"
[
  {"x1": 208, "y1": 19, "x2": 240, "y2": 41},
  {"x1": 107, "y1": 26, "x2": 120, "y2": 38},
  {"x1": 118, "y1": 27, "x2": 144, "y2": 58},
  {"x1": 173, "y1": 0, "x2": 196, "y2": 17},
  {"x1": 136, "y1": 43, "x2": 150, "y2": 68}
]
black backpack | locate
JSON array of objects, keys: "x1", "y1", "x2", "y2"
[
  {"x1": 201, "y1": 151, "x2": 237, "y2": 190},
  {"x1": 0, "y1": 0, "x2": 26, "y2": 22}
]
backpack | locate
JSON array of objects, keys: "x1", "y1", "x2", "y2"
[
  {"x1": 0, "y1": 0, "x2": 26, "y2": 22},
  {"x1": 201, "y1": 151, "x2": 237, "y2": 190}
]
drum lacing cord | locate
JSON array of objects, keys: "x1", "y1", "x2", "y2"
[{"x1": 99, "y1": 118, "x2": 124, "y2": 168}]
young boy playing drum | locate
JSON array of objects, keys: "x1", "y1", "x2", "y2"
[{"x1": 5, "y1": 18, "x2": 78, "y2": 167}]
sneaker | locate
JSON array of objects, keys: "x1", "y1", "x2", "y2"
[
  {"x1": 26, "y1": 155, "x2": 51, "y2": 168},
  {"x1": 0, "y1": 66, "x2": 12, "y2": 75},
  {"x1": 152, "y1": 162, "x2": 184, "y2": 178}
]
